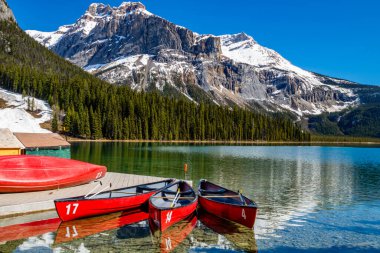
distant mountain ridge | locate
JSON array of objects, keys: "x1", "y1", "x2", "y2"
[
  {"x1": 27, "y1": 1, "x2": 359, "y2": 117},
  {"x1": 0, "y1": 0, "x2": 310, "y2": 141}
]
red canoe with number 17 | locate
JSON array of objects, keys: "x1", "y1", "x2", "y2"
[
  {"x1": 0, "y1": 155, "x2": 106, "y2": 193},
  {"x1": 198, "y1": 179, "x2": 258, "y2": 228},
  {"x1": 55, "y1": 179, "x2": 174, "y2": 221}
]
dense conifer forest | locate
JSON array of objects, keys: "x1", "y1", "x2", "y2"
[{"x1": 0, "y1": 20, "x2": 310, "y2": 141}]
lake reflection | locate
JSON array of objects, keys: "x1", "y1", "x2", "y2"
[
  {"x1": 1, "y1": 143, "x2": 379, "y2": 252},
  {"x1": 0, "y1": 209, "x2": 257, "y2": 252}
]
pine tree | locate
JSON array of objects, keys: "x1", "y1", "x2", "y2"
[{"x1": 51, "y1": 113, "x2": 58, "y2": 133}]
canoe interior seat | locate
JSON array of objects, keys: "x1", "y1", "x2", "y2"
[
  {"x1": 153, "y1": 198, "x2": 182, "y2": 208},
  {"x1": 152, "y1": 197, "x2": 193, "y2": 208},
  {"x1": 136, "y1": 185, "x2": 156, "y2": 193},
  {"x1": 162, "y1": 189, "x2": 193, "y2": 196},
  {"x1": 210, "y1": 197, "x2": 243, "y2": 205},
  {"x1": 199, "y1": 188, "x2": 227, "y2": 194}
]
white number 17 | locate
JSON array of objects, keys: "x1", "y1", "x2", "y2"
[{"x1": 66, "y1": 203, "x2": 79, "y2": 215}]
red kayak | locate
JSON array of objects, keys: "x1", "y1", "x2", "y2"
[
  {"x1": 149, "y1": 181, "x2": 198, "y2": 231},
  {"x1": 198, "y1": 179, "x2": 258, "y2": 229},
  {"x1": 55, "y1": 179, "x2": 174, "y2": 221},
  {"x1": 0, "y1": 155, "x2": 106, "y2": 193},
  {"x1": 55, "y1": 208, "x2": 149, "y2": 244}
]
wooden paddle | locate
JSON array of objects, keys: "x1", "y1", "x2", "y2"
[
  {"x1": 238, "y1": 190, "x2": 247, "y2": 206},
  {"x1": 171, "y1": 188, "x2": 181, "y2": 207}
]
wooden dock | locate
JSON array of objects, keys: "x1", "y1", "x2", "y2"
[{"x1": 0, "y1": 172, "x2": 169, "y2": 218}]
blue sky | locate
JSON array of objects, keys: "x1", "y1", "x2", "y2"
[{"x1": 7, "y1": 0, "x2": 380, "y2": 85}]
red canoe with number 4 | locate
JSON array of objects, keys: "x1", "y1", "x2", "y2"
[
  {"x1": 0, "y1": 155, "x2": 106, "y2": 193},
  {"x1": 55, "y1": 179, "x2": 174, "y2": 221},
  {"x1": 198, "y1": 179, "x2": 258, "y2": 229},
  {"x1": 149, "y1": 181, "x2": 198, "y2": 231}
]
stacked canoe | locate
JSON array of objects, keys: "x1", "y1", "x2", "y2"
[{"x1": 0, "y1": 155, "x2": 106, "y2": 193}]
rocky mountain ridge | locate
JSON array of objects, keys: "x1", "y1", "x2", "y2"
[
  {"x1": 27, "y1": 2, "x2": 358, "y2": 117},
  {"x1": 0, "y1": 0, "x2": 15, "y2": 22}
]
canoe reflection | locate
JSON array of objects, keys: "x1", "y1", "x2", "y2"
[
  {"x1": 55, "y1": 207, "x2": 149, "y2": 244},
  {"x1": 198, "y1": 210, "x2": 258, "y2": 253},
  {"x1": 0, "y1": 217, "x2": 61, "y2": 243},
  {"x1": 150, "y1": 212, "x2": 197, "y2": 252}
]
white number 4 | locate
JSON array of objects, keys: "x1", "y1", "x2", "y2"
[
  {"x1": 242, "y1": 209, "x2": 246, "y2": 220},
  {"x1": 66, "y1": 203, "x2": 79, "y2": 215}
]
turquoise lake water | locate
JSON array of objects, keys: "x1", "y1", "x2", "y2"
[{"x1": 1, "y1": 143, "x2": 380, "y2": 252}]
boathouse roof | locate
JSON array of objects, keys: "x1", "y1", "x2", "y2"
[{"x1": 14, "y1": 132, "x2": 70, "y2": 149}]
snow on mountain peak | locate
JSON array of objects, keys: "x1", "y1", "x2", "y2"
[
  {"x1": 86, "y1": 2, "x2": 148, "y2": 18},
  {"x1": 119, "y1": 1, "x2": 146, "y2": 10},
  {"x1": 221, "y1": 32, "x2": 256, "y2": 44},
  {"x1": 219, "y1": 33, "x2": 307, "y2": 74},
  {"x1": 219, "y1": 32, "x2": 347, "y2": 93},
  {"x1": 116, "y1": 2, "x2": 152, "y2": 16},
  {"x1": 219, "y1": 33, "x2": 286, "y2": 68}
]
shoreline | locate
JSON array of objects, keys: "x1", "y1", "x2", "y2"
[{"x1": 64, "y1": 137, "x2": 380, "y2": 146}]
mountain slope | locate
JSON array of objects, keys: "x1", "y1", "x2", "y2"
[
  {"x1": 27, "y1": 2, "x2": 358, "y2": 117},
  {"x1": 0, "y1": 0, "x2": 309, "y2": 141},
  {"x1": 0, "y1": 88, "x2": 51, "y2": 133}
]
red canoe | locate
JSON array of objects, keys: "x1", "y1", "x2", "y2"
[
  {"x1": 0, "y1": 155, "x2": 106, "y2": 193},
  {"x1": 55, "y1": 208, "x2": 149, "y2": 244},
  {"x1": 55, "y1": 179, "x2": 174, "y2": 221},
  {"x1": 198, "y1": 179, "x2": 258, "y2": 229},
  {"x1": 149, "y1": 181, "x2": 198, "y2": 231}
]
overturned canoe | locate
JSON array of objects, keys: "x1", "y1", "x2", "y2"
[
  {"x1": 55, "y1": 179, "x2": 174, "y2": 221},
  {"x1": 198, "y1": 179, "x2": 258, "y2": 229},
  {"x1": 149, "y1": 181, "x2": 198, "y2": 231},
  {"x1": 0, "y1": 155, "x2": 106, "y2": 193}
]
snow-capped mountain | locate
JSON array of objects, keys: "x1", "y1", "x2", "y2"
[{"x1": 26, "y1": 2, "x2": 358, "y2": 116}]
